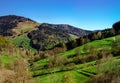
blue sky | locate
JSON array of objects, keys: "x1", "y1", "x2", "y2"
[{"x1": 0, "y1": 0, "x2": 120, "y2": 30}]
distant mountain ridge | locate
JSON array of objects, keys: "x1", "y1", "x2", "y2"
[{"x1": 40, "y1": 23, "x2": 92, "y2": 36}]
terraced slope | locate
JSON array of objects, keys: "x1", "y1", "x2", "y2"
[{"x1": 30, "y1": 34, "x2": 120, "y2": 83}]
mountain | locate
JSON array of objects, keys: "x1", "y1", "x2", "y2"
[
  {"x1": 0, "y1": 15, "x2": 92, "y2": 51},
  {"x1": 39, "y1": 23, "x2": 91, "y2": 36},
  {"x1": 28, "y1": 23, "x2": 92, "y2": 51},
  {"x1": 0, "y1": 15, "x2": 39, "y2": 36}
]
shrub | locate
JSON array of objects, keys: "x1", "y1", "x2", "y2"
[
  {"x1": 66, "y1": 63, "x2": 75, "y2": 69},
  {"x1": 0, "y1": 35, "x2": 12, "y2": 50},
  {"x1": 91, "y1": 55, "x2": 120, "y2": 83},
  {"x1": 47, "y1": 55, "x2": 67, "y2": 68},
  {"x1": 62, "y1": 72, "x2": 76, "y2": 83},
  {"x1": 91, "y1": 71, "x2": 120, "y2": 83}
]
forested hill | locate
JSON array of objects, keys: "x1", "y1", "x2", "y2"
[
  {"x1": 28, "y1": 23, "x2": 92, "y2": 51},
  {"x1": 39, "y1": 23, "x2": 91, "y2": 36}
]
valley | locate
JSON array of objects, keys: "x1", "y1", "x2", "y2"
[{"x1": 0, "y1": 15, "x2": 120, "y2": 83}]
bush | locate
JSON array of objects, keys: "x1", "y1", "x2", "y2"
[
  {"x1": 91, "y1": 71, "x2": 120, "y2": 83},
  {"x1": 0, "y1": 35, "x2": 12, "y2": 50},
  {"x1": 91, "y1": 55, "x2": 120, "y2": 83},
  {"x1": 62, "y1": 72, "x2": 75, "y2": 83},
  {"x1": 47, "y1": 55, "x2": 67, "y2": 68}
]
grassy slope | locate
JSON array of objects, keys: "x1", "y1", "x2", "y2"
[
  {"x1": 60, "y1": 35, "x2": 120, "y2": 57},
  {"x1": 32, "y1": 35, "x2": 120, "y2": 69},
  {"x1": 10, "y1": 35, "x2": 36, "y2": 51},
  {"x1": 10, "y1": 21, "x2": 39, "y2": 52},
  {"x1": 32, "y1": 35, "x2": 120, "y2": 83}
]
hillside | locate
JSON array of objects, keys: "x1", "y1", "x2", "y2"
[
  {"x1": 0, "y1": 20, "x2": 120, "y2": 83},
  {"x1": 0, "y1": 15, "x2": 92, "y2": 51},
  {"x1": 40, "y1": 23, "x2": 92, "y2": 37},
  {"x1": 29, "y1": 21, "x2": 120, "y2": 82},
  {"x1": 0, "y1": 31, "x2": 120, "y2": 83},
  {"x1": 30, "y1": 34, "x2": 120, "y2": 83},
  {"x1": 28, "y1": 23, "x2": 92, "y2": 51},
  {"x1": 0, "y1": 15, "x2": 39, "y2": 36}
]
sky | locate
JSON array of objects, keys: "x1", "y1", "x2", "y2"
[{"x1": 0, "y1": 0, "x2": 120, "y2": 30}]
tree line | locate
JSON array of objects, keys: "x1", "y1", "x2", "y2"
[{"x1": 60, "y1": 21, "x2": 120, "y2": 50}]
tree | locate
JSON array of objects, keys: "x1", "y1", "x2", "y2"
[
  {"x1": 47, "y1": 55, "x2": 67, "y2": 68},
  {"x1": 82, "y1": 44, "x2": 89, "y2": 53},
  {"x1": 76, "y1": 48, "x2": 81, "y2": 56},
  {"x1": 109, "y1": 29, "x2": 115, "y2": 36},
  {"x1": 113, "y1": 21, "x2": 120, "y2": 34},
  {"x1": 71, "y1": 40, "x2": 77, "y2": 48},
  {"x1": 92, "y1": 33, "x2": 98, "y2": 40},
  {"x1": 62, "y1": 43, "x2": 67, "y2": 52},
  {"x1": 80, "y1": 37, "x2": 85, "y2": 45},
  {"x1": 97, "y1": 32, "x2": 102, "y2": 39}
]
